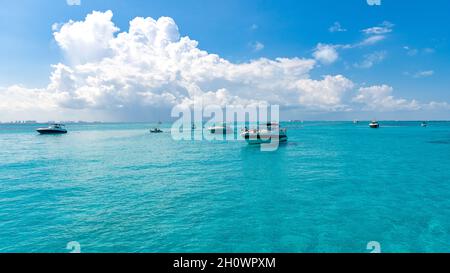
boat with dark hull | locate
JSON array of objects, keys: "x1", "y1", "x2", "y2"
[
  {"x1": 369, "y1": 121, "x2": 380, "y2": 128},
  {"x1": 150, "y1": 128, "x2": 163, "y2": 133},
  {"x1": 36, "y1": 124, "x2": 67, "y2": 134}
]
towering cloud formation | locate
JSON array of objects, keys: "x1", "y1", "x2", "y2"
[
  {"x1": 0, "y1": 11, "x2": 445, "y2": 121},
  {"x1": 54, "y1": 10, "x2": 119, "y2": 64},
  {"x1": 46, "y1": 11, "x2": 354, "y2": 115}
]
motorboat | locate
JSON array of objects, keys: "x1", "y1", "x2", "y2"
[
  {"x1": 369, "y1": 120, "x2": 380, "y2": 128},
  {"x1": 421, "y1": 121, "x2": 428, "y2": 127},
  {"x1": 241, "y1": 122, "x2": 288, "y2": 145},
  {"x1": 150, "y1": 128, "x2": 163, "y2": 133},
  {"x1": 207, "y1": 123, "x2": 233, "y2": 134},
  {"x1": 36, "y1": 124, "x2": 67, "y2": 134}
]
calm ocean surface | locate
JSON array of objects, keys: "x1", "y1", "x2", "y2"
[{"x1": 1, "y1": 121, "x2": 450, "y2": 253}]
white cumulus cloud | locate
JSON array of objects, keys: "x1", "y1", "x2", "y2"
[
  {"x1": 295, "y1": 75, "x2": 354, "y2": 110},
  {"x1": 54, "y1": 10, "x2": 119, "y2": 64},
  {"x1": 353, "y1": 85, "x2": 420, "y2": 111},
  {"x1": 15, "y1": 10, "x2": 354, "y2": 120},
  {"x1": 312, "y1": 44, "x2": 339, "y2": 65},
  {"x1": 0, "y1": 11, "x2": 446, "y2": 121}
]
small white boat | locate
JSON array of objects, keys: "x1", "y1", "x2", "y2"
[
  {"x1": 36, "y1": 124, "x2": 67, "y2": 134},
  {"x1": 241, "y1": 123, "x2": 287, "y2": 145},
  {"x1": 207, "y1": 123, "x2": 233, "y2": 134},
  {"x1": 421, "y1": 121, "x2": 428, "y2": 127},
  {"x1": 369, "y1": 120, "x2": 380, "y2": 128}
]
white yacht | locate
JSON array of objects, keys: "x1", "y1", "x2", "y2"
[
  {"x1": 369, "y1": 120, "x2": 380, "y2": 128},
  {"x1": 36, "y1": 124, "x2": 67, "y2": 134},
  {"x1": 241, "y1": 122, "x2": 287, "y2": 145}
]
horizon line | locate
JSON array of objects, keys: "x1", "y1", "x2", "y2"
[{"x1": 1, "y1": 120, "x2": 450, "y2": 124}]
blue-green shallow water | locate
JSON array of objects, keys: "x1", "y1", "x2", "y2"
[{"x1": 1, "y1": 121, "x2": 450, "y2": 253}]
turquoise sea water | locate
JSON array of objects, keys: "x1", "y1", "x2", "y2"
[{"x1": 0, "y1": 121, "x2": 450, "y2": 253}]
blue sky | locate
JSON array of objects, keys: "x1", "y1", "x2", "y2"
[{"x1": 0, "y1": 0, "x2": 449, "y2": 121}]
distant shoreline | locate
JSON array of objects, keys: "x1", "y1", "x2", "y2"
[{"x1": 1, "y1": 120, "x2": 450, "y2": 124}]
